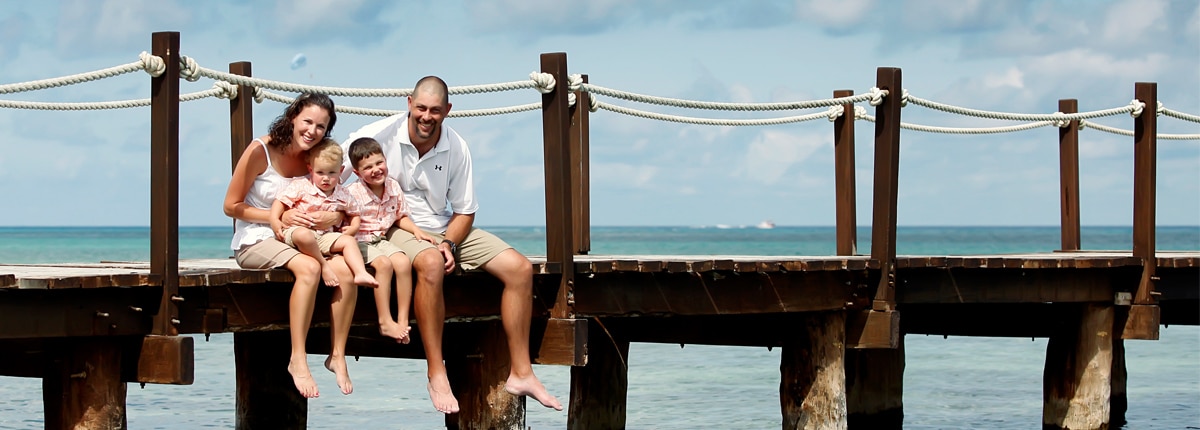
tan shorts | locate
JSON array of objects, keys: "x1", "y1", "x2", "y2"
[
  {"x1": 281, "y1": 226, "x2": 342, "y2": 256},
  {"x1": 385, "y1": 227, "x2": 511, "y2": 271},
  {"x1": 235, "y1": 238, "x2": 301, "y2": 269},
  {"x1": 357, "y1": 235, "x2": 405, "y2": 264}
]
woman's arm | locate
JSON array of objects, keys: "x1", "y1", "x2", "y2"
[
  {"x1": 269, "y1": 200, "x2": 288, "y2": 240},
  {"x1": 223, "y1": 140, "x2": 270, "y2": 224}
]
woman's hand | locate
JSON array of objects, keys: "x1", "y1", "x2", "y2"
[{"x1": 281, "y1": 208, "x2": 317, "y2": 229}]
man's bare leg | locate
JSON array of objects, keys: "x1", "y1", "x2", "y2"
[
  {"x1": 413, "y1": 249, "x2": 458, "y2": 413},
  {"x1": 325, "y1": 256, "x2": 358, "y2": 395},
  {"x1": 284, "y1": 254, "x2": 322, "y2": 399},
  {"x1": 484, "y1": 249, "x2": 563, "y2": 411}
]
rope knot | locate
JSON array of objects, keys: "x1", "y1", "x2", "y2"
[
  {"x1": 853, "y1": 106, "x2": 868, "y2": 119},
  {"x1": 139, "y1": 52, "x2": 165, "y2": 77},
  {"x1": 253, "y1": 87, "x2": 265, "y2": 104},
  {"x1": 1053, "y1": 112, "x2": 1070, "y2": 128},
  {"x1": 213, "y1": 81, "x2": 237, "y2": 100},
  {"x1": 868, "y1": 87, "x2": 888, "y2": 106},
  {"x1": 826, "y1": 105, "x2": 844, "y2": 122},
  {"x1": 567, "y1": 74, "x2": 583, "y2": 92},
  {"x1": 179, "y1": 56, "x2": 201, "y2": 82},
  {"x1": 1128, "y1": 99, "x2": 1145, "y2": 118},
  {"x1": 530, "y1": 72, "x2": 555, "y2": 94},
  {"x1": 1156, "y1": 100, "x2": 1163, "y2": 116},
  {"x1": 901, "y1": 89, "x2": 909, "y2": 108}
]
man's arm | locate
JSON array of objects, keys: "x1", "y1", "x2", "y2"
[{"x1": 438, "y1": 213, "x2": 474, "y2": 274}]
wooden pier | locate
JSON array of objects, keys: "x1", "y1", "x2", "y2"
[{"x1": 0, "y1": 32, "x2": 1196, "y2": 430}]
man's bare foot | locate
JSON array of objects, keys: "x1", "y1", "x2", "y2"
[
  {"x1": 323, "y1": 355, "x2": 353, "y2": 395},
  {"x1": 354, "y1": 273, "x2": 379, "y2": 288},
  {"x1": 321, "y1": 264, "x2": 340, "y2": 287},
  {"x1": 378, "y1": 322, "x2": 411, "y2": 344},
  {"x1": 506, "y1": 374, "x2": 562, "y2": 411},
  {"x1": 427, "y1": 374, "x2": 459, "y2": 414},
  {"x1": 287, "y1": 358, "x2": 319, "y2": 398}
]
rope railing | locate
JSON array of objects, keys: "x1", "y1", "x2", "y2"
[{"x1": 0, "y1": 52, "x2": 1196, "y2": 140}]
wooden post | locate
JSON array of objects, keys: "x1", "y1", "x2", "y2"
[
  {"x1": 540, "y1": 52, "x2": 576, "y2": 318},
  {"x1": 149, "y1": 31, "x2": 180, "y2": 336},
  {"x1": 834, "y1": 89, "x2": 858, "y2": 256},
  {"x1": 1110, "y1": 339, "x2": 1127, "y2": 427},
  {"x1": 568, "y1": 320, "x2": 628, "y2": 430},
  {"x1": 845, "y1": 338, "x2": 903, "y2": 429},
  {"x1": 571, "y1": 74, "x2": 592, "y2": 255},
  {"x1": 1043, "y1": 304, "x2": 1113, "y2": 430},
  {"x1": 870, "y1": 67, "x2": 902, "y2": 313},
  {"x1": 235, "y1": 332, "x2": 306, "y2": 429},
  {"x1": 1058, "y1": 99, "x2": 1081, "y2": 251},
  {"x1": 43, "y1": 339, "x2": 127, "y2": 429},
  {"x1": 229, "y1": 62, "x2": 254, "y2": 173},
  {"x1": 446, "y1": 321, "x2": 525, "y2": 430},
  {"x1": 1124, "y1": 82, "x2": 1160, "y2": 340},
  {"x1": 781, "y1": 311, "x2": 847, "y2": 430}
]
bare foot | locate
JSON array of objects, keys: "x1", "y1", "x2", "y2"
[
  {"x1": 287, "y1": 358, "x2": 319, "y2": 399},
  {"x1": 506, "y1": 374, "x2": 562, "y2": 411},
  {"x1": 323, "y1": 355, "x2": 353, "y2": 395},
  {"x1": 321, "y1": 264, "x2": 340, "y2": 287},
  {"x1": 379, "y1": 322, "x2": 411, "y2": 344},
  {"x1": 354, "y1": 273, "x2": 379, "y2": 288},
  {"x1": 427, "y1": 374, "x2": 460, "y2": 414}
]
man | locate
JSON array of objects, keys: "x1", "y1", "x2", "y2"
[{"x1": 342, "y1": 76, "x2": 562, "y2": 414}]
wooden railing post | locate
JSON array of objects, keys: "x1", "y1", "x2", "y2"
[
  {"x1": 834, "y1": 89, "x2": 857, "y2": 256},
  {"x1": 150, "y1": 31, "x2": 180, "y2": 336},
  {"x1": 570, "y1": 74, "x2": 592, "y2": 255},
  {"x1": 1058, "y1": 99, "x2": 1081, "y2": 251},
  {"x1": 870, "y1": 68, "x2": 902, "y2": 313},
  {"x1": 1124, "y1": 82, "x2": 1159, "y2": 340},
  {"x1": 229, "y1": 62, "x2": 254, "y2": 173},
  {"x1": 540, "y1": 52, "x2": 575, "y2": 317}
]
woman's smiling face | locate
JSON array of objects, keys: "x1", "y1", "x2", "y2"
[{"x1": 291, "y1": 104, "x2": 330, "y2": 151}]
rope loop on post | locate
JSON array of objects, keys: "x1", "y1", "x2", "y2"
[
  {"x1": 139, "y1": 52, "x2": 166, "y2": 77},
  {"x1": 900, "y1": 89, "x2": 909, "y2": 108},
  {"x1": 868, "y1": 87, "x2": 888, "y2": 106},
  {"x1": 530, "y1": 71, "x2": 556, "y2": 94},
  {"x1": 1129, "y1": 99, "x2": 1145, "y2": 118},
  {"x1": 179, "y1": 56, "x2": 202, "y2": 82},
  {"x1": 213, "y1": 81, "x2": 237, "y2": 100},
  {"x1": 826, "y1": 105, "x2": 844, "y2": 122}
]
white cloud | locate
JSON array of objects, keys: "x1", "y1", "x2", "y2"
[
  {"x1": 1102, "y1": 0, "x2": 1167, "y2": 46},
  {"x1": 735, "y1": 130, "x2": 825, "y2": 185},
  {"x1": 593, "y1": 162, "x2": 659, "y2": 188},
  {"x1": 795, "y1": 0, "x2": 874, "y2": 28},
  {"x1": 57, "y1": 0, "x2": 190, "y2": 55},
  {"x1": 983, "y1": 67, "x2": 1024, "y2": 90}
]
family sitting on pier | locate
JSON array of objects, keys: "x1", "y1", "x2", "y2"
[{"x1": 222, "y1": 77, "x2": 563, "y2": 414}]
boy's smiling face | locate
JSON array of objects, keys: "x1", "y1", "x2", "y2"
[{"x1": 353, "y1": 153, "x2": 389, "y2": 188}]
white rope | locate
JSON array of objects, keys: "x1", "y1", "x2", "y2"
[
  {"x1": 593, "y1": 100, "x2": 833, "y2": 126},
  {"x1": 1079, "y1": 120, "x2": 1200, "y2": 140},
  {"x1": 904, "y1": 92, "x2": 1143, "y2": 122},
  {"x1": 0, "y1": 52, "x2": 165, "y2": 95},
  {"x1": 1160, "y1": 104, "x2": 1200, "y2": 123},
  {"x1": 0, "y1": 86, "x2": 224, "y2": 110},
  {"x1": 257, "y1": 89, "x2": 543, "y2": 118},
  {"x1": 857, "y1": 112, "x2": 1058, "y2": 134},
  {"x1": 578, "y1": 82, "x2": 879, "y2": 111}
]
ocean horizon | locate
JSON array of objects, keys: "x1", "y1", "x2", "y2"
[{"x1": 0, "y1": 225, "x2": 1196, "y2": 429}]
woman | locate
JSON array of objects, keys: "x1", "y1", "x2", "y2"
[{"x1": 223, "y1": 93, "x2": 357, "y2": 398}]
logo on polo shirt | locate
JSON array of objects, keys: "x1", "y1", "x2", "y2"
[{"x1": 435, "y1": 165, "x2": 443, "y2": 171}]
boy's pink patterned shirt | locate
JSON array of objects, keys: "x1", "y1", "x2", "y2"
[
  {"x1": 276, "y1": 177, "x2": 350, "y2": 233},
  {"x1": 345, "y1": 179, "x2": 410, "y2": 242}
]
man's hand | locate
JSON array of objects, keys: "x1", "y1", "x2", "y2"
[{"x1": 439, "y1": 241, "x2": 456, "y2": 274}]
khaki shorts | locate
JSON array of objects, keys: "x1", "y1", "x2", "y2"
[
  {"x1": 385, "y1": 226, "x2": 511, "y2": 272},
  {"x1": 282, "y1": 226, "x2": 342, "y2": 256},
  {"x1": 357, "y1": 235, "x2": 406, "y2": 264},
  {"x1": 235, "y1": 238, "x2": 301, "y2": 269}
]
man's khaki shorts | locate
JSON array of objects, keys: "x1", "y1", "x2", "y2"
[{"x1": 385, "y1": 227, "x2": 511, "y2": 271}]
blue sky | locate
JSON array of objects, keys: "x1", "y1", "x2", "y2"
[{"x1": 0, "y1": 0, "x2": 1196, "y2": 227}]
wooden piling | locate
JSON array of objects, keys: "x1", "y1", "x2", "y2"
[
  {"x1": 228, "y1": 61, "x2": 254, "y2": 173},
  {"x1": 834, "y1": 89, "x2": 858, "y2": 256},
  {"x1": 1124, "y1": 82, "x2": 1160, "y2": 340},
  {"x1": 781, "y1": 311, "x2": 847, "y2": 430},
  {"x1": 1043, "y1": 304, "x2": 1113, "y2": 430},
  {"x1": 1058, "y1": 99, "x2": 1081, "y2": 251},
  {"x1": 1110, "y1": 339, "x2": 1127, "y2": 427},
  {"x1": 235, "y1": 332, "x2": 306, "y2": 429},
  {"x1": 845, "y1": 338, "x2": 904, "y2": 429},
  {"x1": 149, "y1": 31, "x2": 181, "y2": 337},
  {"x1": 571, "y1": 74, "x2": 592, "y2": 255},
  {"x1": 43, "y1": 339, "x2": 127, "y2": 430},
  {"x1": 568, "y1": 320, "x2": 629, "y2": 430},
  {"x1": 446, "y1": 321, "x2": 525, "y2": 430}
]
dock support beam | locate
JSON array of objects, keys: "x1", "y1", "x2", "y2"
[
  {"x1": 43, "y1": 339, "x2": 127, "y2": 430},
  {"x1": 845, "y1": 338, "x2": 904, "y2": 429},
  {"x1": 781, "y1": 311, "x2": 847, "y2": 429},
  {"x1": 1043, "y1": 304, "x2": 1112, "y2": 430},
  {"x1": 568, "y1": 320, "x2": 628, "y2": 430},
  {"x1": 235, "y1": 332, "x2": 306, "y2": 429},
  {"x1": 446, "y1": 321, "x2": 525, "y2": 430}
]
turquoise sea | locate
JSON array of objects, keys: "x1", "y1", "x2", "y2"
[{"x1": 0, "y1": 226, "x2": 1197, "y2": 429}]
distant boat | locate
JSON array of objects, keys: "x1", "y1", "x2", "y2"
[{"x1": 756, "y1": 220, "x2": 775, "y2": 229}]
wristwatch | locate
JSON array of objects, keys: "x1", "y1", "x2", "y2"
[{"x1": 441, "y1": 239, "x2": 458, "y2": 255}]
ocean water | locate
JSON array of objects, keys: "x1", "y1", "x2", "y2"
[{"x1": 0, "y1": 226, "x2": 1197, "y2": 429}]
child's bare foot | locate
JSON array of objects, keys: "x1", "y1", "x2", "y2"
[
  {"x1": 427, "y1": 374, "x2": 459, "y2": 414},
  {"x1": 321, "y1": 264, "x2": 340, "y2": 287},
  {"x1": 379, "y1": 322, "x2": 411, "y2": 344},
  {"x1": 354, "y1": 273, "x2": 379, "y2": 288},
  {"x1": 287, "y1": 358, "x2": 319, "y2": 398},
  {"x1": 323, "y1": 355, "x2": 353, "y2": 395},
  {"x1": 506, "y1": 374, "x2": 562, "y2": 411}
]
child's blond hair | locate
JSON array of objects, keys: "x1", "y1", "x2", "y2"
[{"x1": 308, "y1": 138, "x2": 343, "y2": 166}]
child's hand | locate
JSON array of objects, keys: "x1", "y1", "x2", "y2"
[{"x1": 414, "y1": 231, "x2": 434, "y2": 244}]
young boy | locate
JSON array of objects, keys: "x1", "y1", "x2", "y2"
[
  {"x1": 270, "y1": 138, "x2": 378, "y2": 289},
  {"x1": 343, "y1": 137, "x2": 432, "y2": 343}
]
